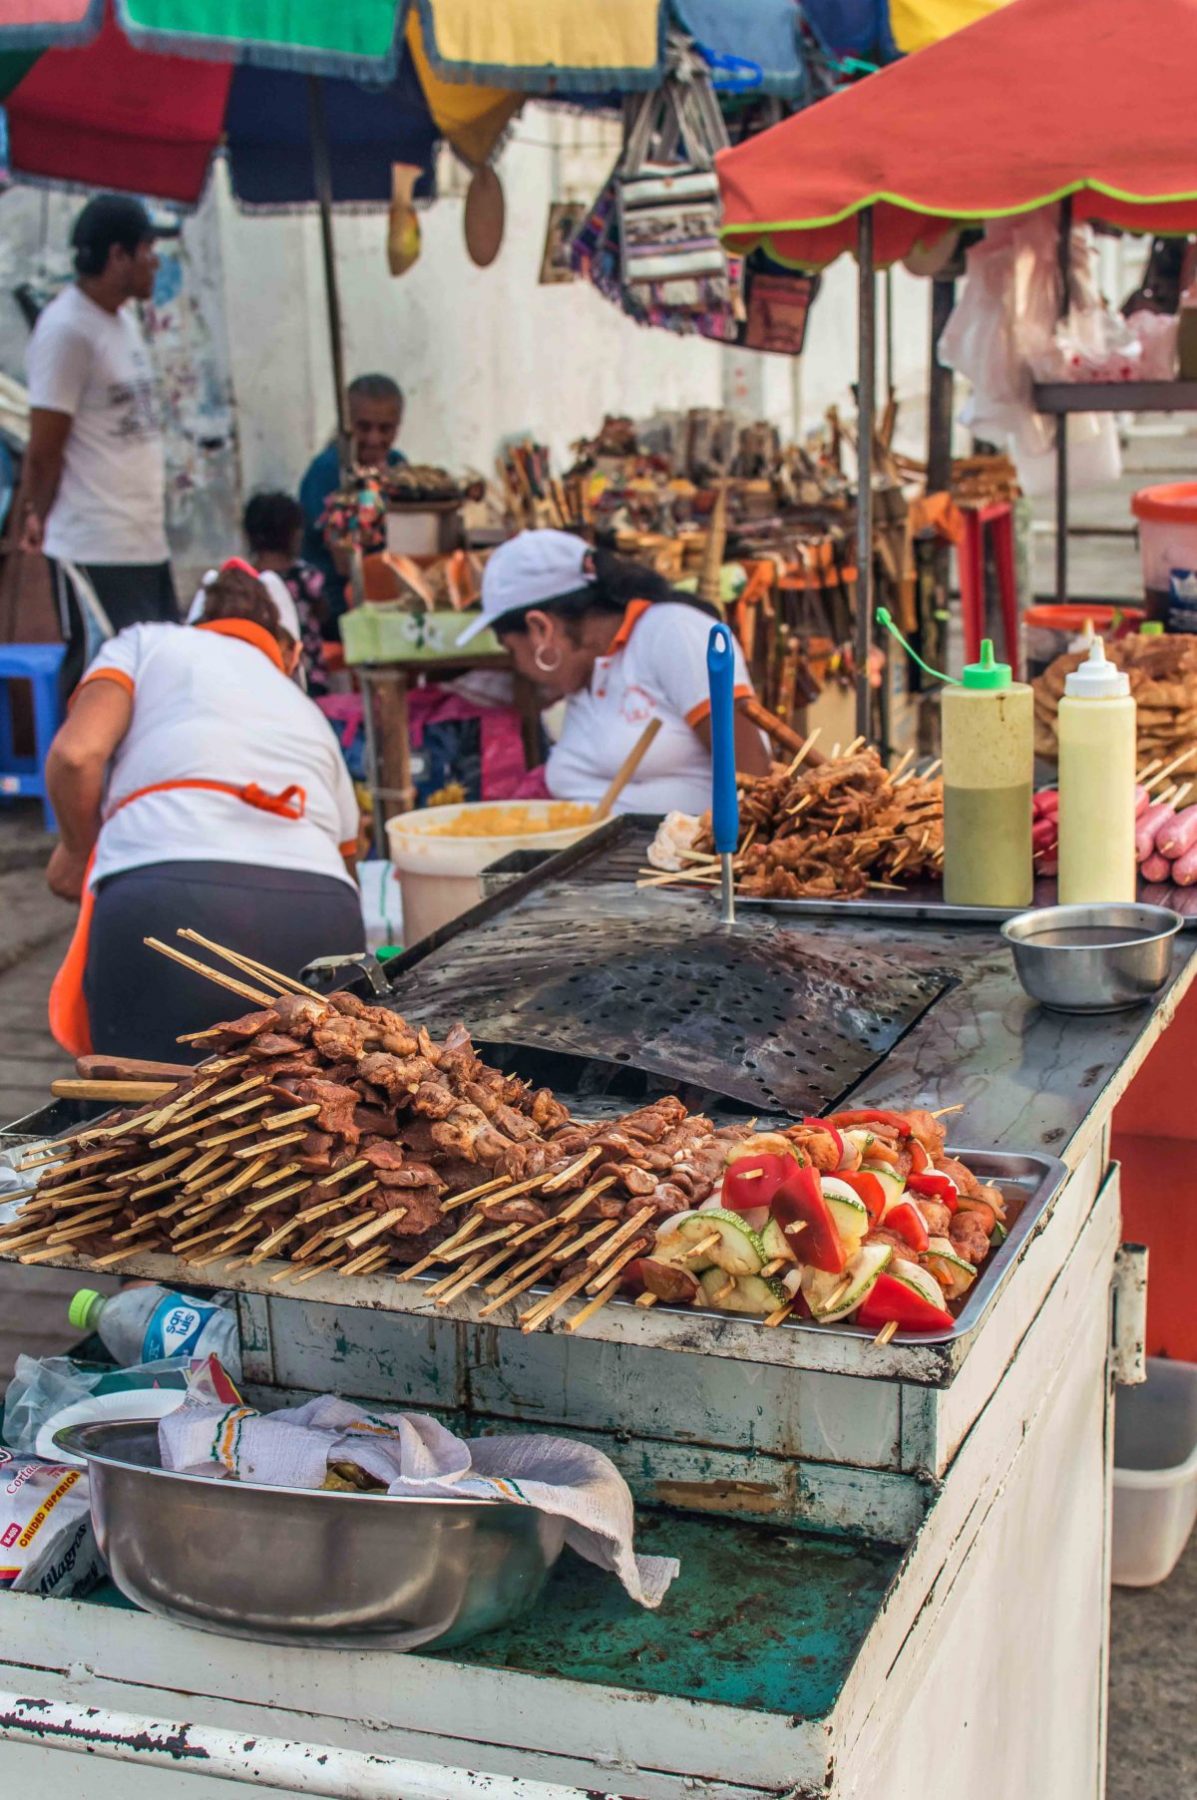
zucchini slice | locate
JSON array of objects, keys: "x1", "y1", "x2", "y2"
[
  {"x1": 699, "y1": 1267, "x2": 787, "y2": 1315},
  {"x1": 803, "y1": 1242, "x2": 893, "y2": 1322},
  {"x1": 671, "y1": 1208, "x2": 764, "y2": 1275}
]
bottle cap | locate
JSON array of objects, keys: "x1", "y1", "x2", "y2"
[
  {"x1": 960, "y1": 639, "x2": 1012, "y2": 691},
  {"x1": 1064, "y1": 637, "x2": 1130, "y2": 698},
  {"x1": 68, "y1": 1288, "x2": 103, "y2": 1332},
  {"x1": 1140, "y1": 620, "x2": 1165, "y2": 636}
]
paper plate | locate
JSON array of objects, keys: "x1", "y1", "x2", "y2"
[{"x1": 40, "y1": 1387, "x2": 186, "y2": 1466}]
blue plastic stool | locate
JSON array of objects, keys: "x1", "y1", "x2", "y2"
[{"x1": 0, "y1": 642, "x2": 67, "y2": 832}]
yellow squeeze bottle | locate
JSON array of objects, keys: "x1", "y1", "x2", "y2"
[
  {"x1": 1057, "y1": 639, "x2": 1136, "y2": 903},
  {"x1": 941, "y1": 640, "x2": 1033, "y2": 908}
]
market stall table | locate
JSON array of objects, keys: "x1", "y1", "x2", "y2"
[{"x1": 0, "y1": 824, "x2": 1175, "y2": 1798}]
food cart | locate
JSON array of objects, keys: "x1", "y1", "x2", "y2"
[{"x1": 0, "y1": 815, "x2": 1168, "y2": 1800}]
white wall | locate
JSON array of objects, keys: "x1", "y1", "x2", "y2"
[
  {"x1": 0, "y1": 106, "x2": 946, "y2": 557},
  {"x1": 219, "y1": 105, "x2": 941, "y2": 499}
]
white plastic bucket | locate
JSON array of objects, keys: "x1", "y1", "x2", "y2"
[
  {"x1": 1112, "y1": 1356, "x2": 1197, "y2": 1587},
  {"x1": 386, "y1": 800, "x2": 598, "y2": 944}
]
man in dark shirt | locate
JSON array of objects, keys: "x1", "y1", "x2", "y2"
[{"x1": 297, "y1": 372, "x2": 406, "y2": 630}]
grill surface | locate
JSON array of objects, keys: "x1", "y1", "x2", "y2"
[{"x1": 388, "y1": 820, "x2": 953, "y2": 1117}]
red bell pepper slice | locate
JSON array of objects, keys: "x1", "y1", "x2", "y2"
[
  {"x1": 802, "y1": 1116, "x2": 844, "y2": 1165},
  {"x1": 906, "y1": 1171, "x2": 958, "y2": 1213},
  {"x1": 908, "y1": 1139, "x2": 931, "y2": 1175},
  {"x1": 722, "y1": 1153, "x2": 792, "y2": 1213},
  {"x1": 883, "y1": 1200, "x2": 929, "y2": 1253},
  {"x1": 833, "y1": 1169, "x2": 887, "y2": 1226},
  {"x1": 771, "y1": 1164, "x2": 845, "y2": 1274},
  {"x1": 856, "y1": 1273, "x2": 954, "y2": 1334},
  {"x1": 825, "y1": 1109, "x2": 911, "y2": 1134}
]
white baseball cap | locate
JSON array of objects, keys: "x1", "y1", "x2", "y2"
[{"x1": 457, "y1": 529, "x2": 595, "y2": 645}]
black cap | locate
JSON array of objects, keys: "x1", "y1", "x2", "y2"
[{"x1": 71, "y1": 194, "x2": 180, "y2": 275}]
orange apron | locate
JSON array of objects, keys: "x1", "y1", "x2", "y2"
[{"x1": 49, "y1": 777, "x2": 307, "y2": 1058}]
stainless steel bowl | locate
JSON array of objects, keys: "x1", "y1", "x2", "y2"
[
  {"x1": 55, "y1": 1420, "x2": 565, "y2": 1651},
  {"x1": 1001, "y1": 903, "x2": 1182, "y2": 1013}
]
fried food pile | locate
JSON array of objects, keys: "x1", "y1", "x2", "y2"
[
  {"x1": 1034, "y1": 634, "x2": 1197, "y2": 768},
  {"x1": 695, "y1": 748, "x2": 943, "y2": 900}
]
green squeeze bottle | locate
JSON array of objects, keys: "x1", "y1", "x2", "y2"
[{"x1": 941, "y1": 641, "x2": 1033, "y2": 908}]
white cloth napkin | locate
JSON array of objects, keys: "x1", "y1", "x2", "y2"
[{"x1": 160, "y1": 1395, "x2": 678, "y2": 1608}]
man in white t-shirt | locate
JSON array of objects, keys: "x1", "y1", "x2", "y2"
[{"x1": 20, "y1": 193, "x2": 179, "y2": 692}]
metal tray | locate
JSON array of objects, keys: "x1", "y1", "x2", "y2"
[
  {"x1": 419, "y1": 1146, "x2": 1065, "y2": 1348},
  {"x1": 734, "y1": 875, "x2": 1197, "y2": 929}
]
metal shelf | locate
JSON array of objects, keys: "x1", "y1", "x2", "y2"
[{"x1": 1033, "y1": 379, "x2": 1197, "y2": 414}]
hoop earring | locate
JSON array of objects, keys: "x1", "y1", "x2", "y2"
[{"x1": 534, "y1": 643, "x2": 562, "y2": 675}]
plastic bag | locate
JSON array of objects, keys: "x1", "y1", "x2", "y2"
[
  {"x1": 0, "y1": 1450, "x2": 104, "y2": 1597},
  {"x1": 939, "y1": 209, "x2": 1122, "y2": 489},
  {"x1": 2, "y1": 1355, "x2": 192, "y2": 1457}
]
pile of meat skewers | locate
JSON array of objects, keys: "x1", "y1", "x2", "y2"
[
  {"x1": 645, "y1": 744, "x2": 943, "y2": 902},
  {"x1": 0, "y1": 989, "x2": 1001, "y2": 1338}
]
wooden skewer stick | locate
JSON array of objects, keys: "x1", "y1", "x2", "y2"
[
  {"x1": 422, "y1": 1252, "x2": 488, "y2": 1300},
  {"x1": 143, "y1": 937, "x2": 274, "y2": 1006},
  {"x1": 395, "y1": 1212, "x2": 486, "y2": 1280},
  {"x1": 344, "y1": 1207, "x2": 409, "y2": 1253},
  {"x1": 520, "y1": 1264, "x2": 604, "y2": 1333},
  {"x1": 708, "y1": 1278, "x2": 736, "y2": 1304},
  {"x1": 540, "y1": 1146, "x2": 601, "y2": 1192},
  {"x1": 929, "y1": 1103, "x2": 965, "y2": 1119},
  {"x1": 51, "y1": 1078, "x2": 174, "y2": 1103},
  {"x1": 593, "y1": 718, "x2": 663, "y2": 819},
  {"x1": 764, "y1": 1301, "x2": 795, "y2": 1327},
  {"x1": 438, "y1": 1175, "x2": 509, "y2": 1213},
  {"x1": 248, "y1": 1217, "x2": 310, "y2": 1260},
  {"x1": 436, "y1": 1223, "x2": 519, "y2": 1264},
  {"x1": 680, "y1": 1231, "x2": 721, "y2": 1263},
  {"x1": 536, "y1": 1216, "x2": 618, "y2": 1266},
  {"x1": 1144, "y1": 746, "x2": 1197, "y2": 790},
  {"x1": 176, "y1": 929, "x2": 324, "y2": 1000},
  {"x1": 582, "y1": 1237, "x2": 650, "y2": 1296},
  {"x1": 232, "y1": 1131, "x2": 306, "y2": 1159},
  {"x1": 785, "y1": 725, "x2": 822, "y2": 776},
  {"x1": 1136, "y1": 757, "x2": 1162, "y2": 783},
  {"x1": 564, "y1": 1276, "x2": 624, "y2": 1333},
  {"x1": 886, "y1": 746, "x2": 915, "y2": 782},
  {"x1": 20, "y1": 1242, "x2": 76, "y2": 1264},
  {"x1": 432, "y1": 1242, "x2": 523, "y2": 1305},
  {"x1": 49, "y1": 1217, "x2": 120, "y2": 1246},
  {"x1": 760, "y1": 1257, "x2": 788, "y2": 1278},
  {"x1": 507, "y1": 1177, "x2": 619, "y2": 1246},
  {"x1": 251, "y1": 1162, "x2": 303, "y2": 1191},
  {"x1": 478, "y1": 1228, "x2": 579, "y2": 1308},
  {"x1": 636, "y1": 1291, "x2": 659, "y2": 1308},
  {"x1": 873, "y1": 1319, "x2": 900, "y2": 1346},
  {"x1": 315, "y1": 1158, "x2": 368, "y2": 1189},
  {"x1": 339, "y1": 1244, "x2": 392, "y2": 1278},
  {"x1": 90, "y1": 1244, "x2": 151, "y2": 1269},
  {"x1": 259, "y1": 1104, "x2": 322, "y2": 1132},
  {"x1": 293, "y1": 1252, "x2": 349, "y2": 1283}
]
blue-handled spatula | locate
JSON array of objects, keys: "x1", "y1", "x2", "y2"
[{"x1": 706, "y1": 624, "x2": 739, "y2": 926}]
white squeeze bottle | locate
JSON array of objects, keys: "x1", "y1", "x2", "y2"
[
  {"x1": 69, "y1": 1285, "x2": 240, "y2": 1373},
  {"x1": 1057, "y1": 638, "x2": 1137, "y2": 903}
]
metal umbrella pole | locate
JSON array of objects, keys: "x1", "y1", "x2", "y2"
[
  {"x1": 855, "y1": 206, "x2": 876, "y2": 742},
  {"x1": 307, "y1": 75, "x2": 365, "y2": 603}
]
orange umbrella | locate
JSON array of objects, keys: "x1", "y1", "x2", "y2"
[{"x1": 718, "y1": 0, "x2": 1197, "y2": 268}]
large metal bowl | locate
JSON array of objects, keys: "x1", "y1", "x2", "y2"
[
  {"x1": 54, "y1": 1420, "x2": 565, "y2": 1652},
  {"x1": 1001, "y1": 902, "x2": 1182, "y2": 1013}
]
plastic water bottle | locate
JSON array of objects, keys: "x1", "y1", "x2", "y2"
[{"x1": 69, "y1": 1286, "x2": 240, "y2": 1373}]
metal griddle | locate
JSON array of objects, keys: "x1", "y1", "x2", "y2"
[{"x1": 383, "y1": 817, "x2": 958, "y2": 1121}]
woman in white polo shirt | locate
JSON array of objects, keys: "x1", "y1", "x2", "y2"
[
  {"x1": 44, "y1": 561, "x2": 364, "y2": 1061},
  {"x1": 458, "y1": 531, "x2": 769, "y2": 814}
]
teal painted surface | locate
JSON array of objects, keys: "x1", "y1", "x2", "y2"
[{"x1": 443, "y1": 1511, "x2": 900, "y2": 1719}]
